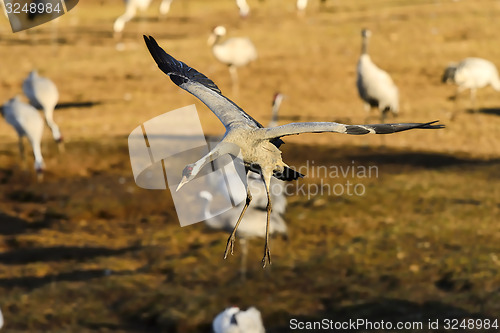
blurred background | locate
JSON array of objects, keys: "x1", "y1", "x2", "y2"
[{"x1": 0, "y1": 0, "x2": 499, "y2": 331}]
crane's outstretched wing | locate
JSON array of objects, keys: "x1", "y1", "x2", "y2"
[
  {"x1": 144, "y1": 35, "x2": 263, "y2": 130},
  {"x1": 262, "y1": 121, "x2": 444, "y2": 140}
]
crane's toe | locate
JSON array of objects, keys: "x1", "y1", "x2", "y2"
[
  {"x1": 224, "y1": 235, "x2": 236, "y2": 259},
  {"x1": 261, "y1": 247, "x2": 271, "y2": 268}
]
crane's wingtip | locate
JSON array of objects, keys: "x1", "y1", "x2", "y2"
[{"x1": 423, "y1": 120, "x2": 445, "y2": 129}]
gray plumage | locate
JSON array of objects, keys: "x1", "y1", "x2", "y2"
[
  {"x1": 356, "y1": 29, "x2": 399, "y2": 123},
  {"x1": 2, "y1": 96, "x2": 45, "y2": 177},
  {"x1": 442, "y1": 57, "x2": 500, "y2": 109},
  {"x1": 144, "y1": 35, "x2": 444, "y2": 266},
  {"x1": 22, "y1": 70, "x2": 62, "y2": 143}
]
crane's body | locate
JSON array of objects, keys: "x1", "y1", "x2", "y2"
[
  {"x1": 144, "y1": 35, "x2": 444, "y2": 267},
  {"x1": 442, "y1": 57, "x2": 500, "y2": 110},
  {"x1": 356, "y1": 29, "x2": 399, "y2": 123},
  {"x1": 208, "y1": 26, "x2": 257, "y2": 86},
  {"x1": 2, "y1": 96, "x2": 45, "y2": 176},
  {"x1": 113, "y1": 0, "x2": 174, "y2": 35},
  {"x1": 22, "y1": 71, "x2": 62, "y2": 144},
  {"x1": 213, "y1": 307, "x2": 265, "y2": 333}
]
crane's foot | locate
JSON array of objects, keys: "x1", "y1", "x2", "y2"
[
  {"x1": 223, "y1": 235, "x2": 236, "y2": 259},
  {"x1": 261, "y1": 246, "x2": 271, "y2": 268}
]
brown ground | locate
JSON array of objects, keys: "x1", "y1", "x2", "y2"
[{"x1": 0, "y1": 0, "x2": 499, "y2": 332}]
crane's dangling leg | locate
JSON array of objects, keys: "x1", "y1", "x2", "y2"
[
  {"x1": 261, "y1": 171, "x2": 273, "y2": 267},
  {"x1": 224, "y1": 186, "x2": 252, "y2": 259}
]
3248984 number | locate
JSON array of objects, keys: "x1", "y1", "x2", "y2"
[
  {"x1": 5, "y1": 2, "x2": 62, "y2": 14},
  {"x1": 444, "y1": 318, "x2": 499, "y2": 330}
]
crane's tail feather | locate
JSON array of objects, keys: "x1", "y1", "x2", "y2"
[{"x1": 143, "y1": 35, "x2": 221, "y2": 94}]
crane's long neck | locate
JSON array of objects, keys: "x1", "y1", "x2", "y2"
[
  {"x1": 208, "y1": 34, "x2": 222, "y2": 48},
  {"x1": 269, "y1": 99, "x2": 281, "y2": 128},
  {"x1": 361, "y1": 35, "x2": 369, "y2": 55},
  {"x1": 190, "y1": 141, "x2": 239, "y2": 180}
]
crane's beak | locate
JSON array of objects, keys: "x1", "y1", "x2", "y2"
[{"x1": 176, "y1": 176, "x2": 189, "y2": 192}]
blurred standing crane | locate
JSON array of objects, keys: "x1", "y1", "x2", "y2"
[
  {"x1": 213, "y1": 306, "x2": 265, "y2": 333},
  {"x1": 113, "y1": 0, "x2": 174, "y2": 37},
  {"x1": 442, "y1": 57, "x2": 500, "y2": 113},
  {"x1": 22, "y1": 70, "x2": 63, "y2": 151},
  {"x1": 207, "y1": 26, "x2": 257, "y2": 89},
  {"x1": 235, "y1": 0, "x2": 250, "y2": 17},
  {"x1": 2, "y1": 96, "x2": 45, "y2": 180},
  {"x1": 144, "y1": 35, "x2": 444, "y2": 266},
  {"x1": 356, "y1": 29, "x2": 399, "y2": 123},
  {"x1": 296, "y1": 0, "x2": 327, "y2": 16}
]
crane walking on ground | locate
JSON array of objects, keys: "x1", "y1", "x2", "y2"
[
  {"x1": 22, "y1": 70, "x2": 63, "y2": 151},
  {"x1": 2, "y1": 96, "x2": 45, "y2": 180},
  {"x1": 113, "y1": 0, "x2": 174, "y2": 37},
  {"x1": 442, "y1": 57, "x2": 500, "y2": 113},
  {"x1": 356, "y1": 29, "x2": 399, "y2": 123},
  {"x1": 207, "y1": 26, "x2": 257, "y2": 88},
  {"x1": 143, "y1": 35, "x2": 444, "y2": 267}
]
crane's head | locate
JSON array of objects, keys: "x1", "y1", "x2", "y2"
[
  {"x1": 176, "y1": 163, "x2": 197, "y2": 191},
  {"x1": 213, "y1": 25, "x2": 227, "y2": 37},
  {"x1": 208, "y1": 26, "x2": 227, "y2": 46},
  {"x1": 361, "y1": 28, "x2": 372, "y2": 39},
  {"x1": 442, "y1": 63, "x2": 458, "y2": 84}
]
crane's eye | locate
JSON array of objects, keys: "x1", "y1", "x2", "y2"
[{"x1": 183, "y1": 165, "x2": 194, "y2": 177}]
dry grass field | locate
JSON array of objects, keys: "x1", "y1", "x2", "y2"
[{"x1": 0, "y1": 0, "x2": 499, "y2": 331}]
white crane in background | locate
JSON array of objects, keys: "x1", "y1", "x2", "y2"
[
  {"x1": 22, "y1": 70, "x2": 63, "y2": 151},
  {"x1": 113, "y1": 0, "x2": 174, "y2": 37},
  {"x1": 213, "y1": 306, "x2": 265, "y2": 333},
  {"x1": 356, "y1": 29, "x2": 399, "y2": 123},
  {"x1": 442, "y1": 57, "x2": 500, "y2": 111},
  {"x1": 144, "y1": 35, "x2": 444, "y2": 267},
  {"x1": 2, "y1": 96, "x2": 45, "y2": 180},
  {"x1": 235, "y1": 0, "x2": 250, "y2": 17},
  {"x1": 208, "y1": 26, "x2": 257, "y2": 88}
]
